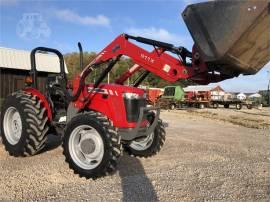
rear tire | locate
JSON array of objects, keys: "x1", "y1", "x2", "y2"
[
  {"x1": 236, "y1": 103, "x2": 242, "y2": 110},
  {"x1": 63, "y1": 112, "x2": 122, "y2": 179},
  {"x1": 0, "y1": 91, "x2": 49, "y2": 156},
  {"x1": 199, "y1": 103, "x2": 205, "y2": 109},
  {"x1": 213, "y1": 103, "x2": 219, "y2": 109},
  {"x1": 125, "y1": 118, "x2": 166, "y2": 158}
]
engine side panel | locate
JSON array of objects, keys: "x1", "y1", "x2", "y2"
[{"x1": 71, "y1": 83, "x2": 147, "y2": 128}]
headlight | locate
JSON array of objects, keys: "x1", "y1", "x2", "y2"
[{"x1": 123, "y1": 92, "x2": 145, "y2": 99}]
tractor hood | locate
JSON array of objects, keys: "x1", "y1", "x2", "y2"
[{"x1": 182, "y1": 0, "x2": 270, "y2": 76}]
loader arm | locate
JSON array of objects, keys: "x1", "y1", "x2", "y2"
[
  {"x1": 114, "y1": 49, "x2": 232, "y2": 86},
  {"x1": 81, "y1": 34, "x2": 216, "y2": 83},
  {"x1": 74, "y1": 33, "x2": 237, "y2": 99}
]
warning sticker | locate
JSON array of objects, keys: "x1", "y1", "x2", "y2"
[{"x1": 163, "y1": 64, "x2": 171, "y2": 72}]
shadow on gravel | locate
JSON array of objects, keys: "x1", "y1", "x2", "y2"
[
  {"x1": 39, "y1": 134, "x2": 62, "y2": 154},
  {"x1": 118, "y1": 153, "x2": 157, "y2": 202}
]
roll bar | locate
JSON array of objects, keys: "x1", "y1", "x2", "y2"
[{"x1": 30, "y1": 47, "x2": 67, "y2": 89}]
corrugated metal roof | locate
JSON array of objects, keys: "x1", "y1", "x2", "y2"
[
  {"x1": 0, "y1": 47, "x2": 68, "y2": 73},
  {"x1": 183, "y1": 85, "x2": 216, "y2": 92},
  {"x1": 183, "y1": 85, "x2": 225, "y2": 92},
  {"x1": 248, "y1": 93, "x2": 261, "y2": 98}
]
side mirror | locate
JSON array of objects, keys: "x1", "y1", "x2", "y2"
[{"x1": 78, "y1": 42, "x2": 83, "y2": 70}]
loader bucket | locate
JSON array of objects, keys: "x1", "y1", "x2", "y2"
[{"x1": 182, "y1": 0, "x2": 270, "y2": 76}]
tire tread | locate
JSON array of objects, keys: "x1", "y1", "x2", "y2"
[
  {"x1": 126, "y1": 119, "x2": 166, "y2": 158},
  {"x1": 63, "y1": 111, "x2": 122, "y2": 179},
  {"x1": 1, "y1": 91, "x2": 49, "y2": 156}
]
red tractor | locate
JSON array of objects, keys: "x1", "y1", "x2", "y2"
[{"x1": 1, "y1": 1, "x2": 269, "y2": 179}]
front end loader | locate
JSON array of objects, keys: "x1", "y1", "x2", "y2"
[{"x1": 1, "y1": 0, "x2": 269, "y2": 179}]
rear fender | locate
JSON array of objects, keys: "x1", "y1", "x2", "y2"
[{"x1": 23, "y1": 88, "x2": 53, "y2": 121}]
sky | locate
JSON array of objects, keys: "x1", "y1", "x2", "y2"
[{"x1": 0, "y1": 0, "x2": 269, "y2": 92}]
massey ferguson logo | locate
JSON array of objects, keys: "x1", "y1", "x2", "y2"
[
  {"x1": 140, "y1": 53, "x2": 154, "y2": 64},
  {"x1": 87, "y1": 87, "x2": 118, "y2": 96}
]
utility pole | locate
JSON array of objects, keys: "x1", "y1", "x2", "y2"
[
  {"x1": 128, "y1": 67, "x2": 130, "y2": 85},
  {"x1": 268, "y1": 70, "x2": 270, "y2": 106},
  {"x1": 94, "y1": 69, "x2": 96, "y2": 83}
]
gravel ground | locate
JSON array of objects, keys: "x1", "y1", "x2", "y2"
[{"x1": 0, "y1": 109, "x2": 269, "y2": 201}]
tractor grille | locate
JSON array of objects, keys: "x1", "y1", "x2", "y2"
[{"x1": 124, "y1": 97, "x2": 146, "y2": 122}]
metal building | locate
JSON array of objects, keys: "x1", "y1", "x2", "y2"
[{"x1": 0, "y1": 47, "x2": 67, "y2": 100}]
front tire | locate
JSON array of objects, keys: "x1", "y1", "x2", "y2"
[
  {"x1": 0, "y1": 91, "x2": 49, "y2": 156},
  {"x1": 125, "y1": 119, "x2": 166, "y2": 157},
  {"x1": 63, "y1": 112, "x2": 122, "y2": 179},
  {"x1": 169, "y1": 103, "x2": 176, "y2": 110}
]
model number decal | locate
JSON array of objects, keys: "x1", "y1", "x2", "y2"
[{"x1": 140, "y1": 53, "x2": 154, "y2": 64}]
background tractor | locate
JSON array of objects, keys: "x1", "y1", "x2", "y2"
[
  {"x1": 157, "y1": 86, "x2": 184, "y2": 110},
  {"x1": 1, "y1": 0, "x2": 269, "y2": 179}
]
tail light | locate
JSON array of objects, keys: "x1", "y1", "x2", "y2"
[{"x1": 25, "y1": 76, "x2": 33, "y2": 85}]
